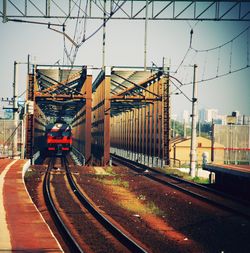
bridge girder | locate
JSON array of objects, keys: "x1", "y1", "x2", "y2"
[{"x1": 1, "y1": 1, "x2": 250, "y2": 23}]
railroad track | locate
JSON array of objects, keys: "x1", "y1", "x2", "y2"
[
  {"x1": 43, "y1": 157, "x2": 83, "y2": 253},
  {"x1": 44, "y1": 156, "x2": 148, "y2": 253},
  {"x1": 111, "y1": 154, "x2": 250, "y2": 220},
  {"x1": 62, "y1": 156, "x2": 147, "y2": 253}
]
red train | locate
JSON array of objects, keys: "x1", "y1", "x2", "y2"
[{"x1": 46, "y1": 122, "x2": 72, "y2": 155}]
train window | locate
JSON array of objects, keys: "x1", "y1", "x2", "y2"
[
  {"x1": 62, "y1": 131, "x2": 71, "y2": 137},
  {"x1": 48, "y1": 132, "x2": 60, "y2": 137}
]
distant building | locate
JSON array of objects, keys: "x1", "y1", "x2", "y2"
[
  {"x1": 199, "y1": 109, "x2": 249, "y2": 126},
  {"x1": 170, "y1": 136, "x2": 224, "y2": 166},
  {"x1": 232, "y1": 111, "x2": 240, "y2": 117},
  {"x1": 199, "y1": 108, "x2": 218, "y2": 123},
  {"x1": 182, "y1": 110, "x2": 189, "y2": 123},
  {"x1": 216, "y1": 114, "x2": 227, "y2": 125},
  {"x1": 213, "y1": 124, "x2": 250, "y2": 164},
  {"x1": 206, "y1": 108, "x2": 218, "y2": 122},
  {"x1": 199, "y1": 108, "x2": 206, "y2": 123}
]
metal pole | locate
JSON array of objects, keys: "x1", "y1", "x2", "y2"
[
  {"x1": 190, "y1": 64, "x2": 198, "y2": 177},
  {"x1": 13, "y1": 61, "x2": 18, "y2": 156},
  {"x1": 21, "y1": 120, "x2": 25, "y2": 159},
  {"x1": 211, "y1": 120, "x2": 214, "y2": 163},
  {"x1": 46, "y1": 0, "x2": 50, "y2": 17},
  {"x1": 3, "y1": 0, "x2": 7, "y2": 23},
  {"x1": 102, "y1": 0, "x2": 107, "y2": 69},
  {"x1": 13, "y1": 61, "x2": 18, "y2": 121},
  {"x1": 144, "y1": 0, "x2": 149, "y2": 70}
]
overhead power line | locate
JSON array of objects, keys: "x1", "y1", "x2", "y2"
[{"x1": 174, "y1": 25, "x2": 250, "y2": 86}]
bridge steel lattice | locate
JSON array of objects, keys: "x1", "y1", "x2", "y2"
[
  {"x1": 1, "y1": 1, "x2": 250, "y2": 22},
  {"x1": 91, "y1": 67, "x2": 170, "y2": 166},
  {"x1": 25, "y1": 64, "x2": 92, "y2": 162}
]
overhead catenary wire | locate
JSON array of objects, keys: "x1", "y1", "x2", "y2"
[
  {"x1": 59, "y1": 0, "x2": 127, "y2": 92},
  {"x1": 63, "y1": 0, "x2": 126, "y2": 71},
  {"x1": 191, "y1": 25, "x2": 250, "y2": 53},
  {"x1": 78, "y1": 0, "x2": 126, "y2": 46},
  {"x1": 174, "y1": 25, "x2": 250, "y2": 86}
]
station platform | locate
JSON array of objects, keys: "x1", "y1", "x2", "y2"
[
  {"x1": 203, "y1": 163, "x2": 250, "y2": 197},
  {"x1": 203, "y1": 163, "x2": 250, "y2": 179},
  {"x1": 0, "y1": 158, "x2": 62, "y2": 252}
]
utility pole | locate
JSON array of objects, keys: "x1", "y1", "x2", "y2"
[
  {"x1": 13, "y1": 61, "x2": 18, "y2": 156},
  {"x1": 3, "y1": 0, "x2": 7, "y2": 23},
  {"x1": 162, "y1": 57, "x2": 170, "y2": 166},
  {"x1": 144, "y1": 0, "x2": 149, "y2": 70},
  {"x1": 13, "y1": 61, "x2": 18, "y2": 121},
  {"x1": 190, "y1": 64, "x2": 198, "y2": 177},
  {"x1": 102, "y1": 0, "x2": 106, "y2": 69}
]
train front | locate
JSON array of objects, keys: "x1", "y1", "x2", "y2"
[{"x1": 46, "y1": 122, "x2": 72, "y2": 156}]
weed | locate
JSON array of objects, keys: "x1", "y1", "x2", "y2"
[
  {"x1": 105, "y1": 166, "x2": 116, "y2": 175},
  {"x1": 112, "y1": 177, "x2": 122, "y2": 185},
  {"x1": 24, "y1": 169, "x2": 37, "y2": 178},
  {"x1": 193, "y1": 176, "x2": 210, "y2": 184},
  {"x1": 122, "y1": 181, "x2": 129, "y2": 188},
  {"x1": 146, "y1": 201, "x2": 164, "y2": 216},
  {"x1": 110, "y1": 177, "x2": 129, "y2": 187}
]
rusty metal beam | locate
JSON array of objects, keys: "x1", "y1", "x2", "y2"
[
  {"x1": 112, "y1": 72, "x2": 161, "y2": 98},
  {"x1": 37, "y1": 71, "x2": 84, "y2": 96},
  {"x1": 42, "y1": 71, "x2": 81, "y2": 93},
  {"x1": 35, "y1": 93, "x2": 86, "y2": 100},
  {"x1": 110, "y1": 70, "x2": 170, "y2": 168},
  {"x1": 92, "y1": 67, "x2": 111, "y2": 165},
  {"x1": 83, "y1": 70, "x2": 92, "y2": 163}
]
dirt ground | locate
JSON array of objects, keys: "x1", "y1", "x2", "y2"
[{"x1": 25, "y1": 162, "x2": 250, "y2": 253}]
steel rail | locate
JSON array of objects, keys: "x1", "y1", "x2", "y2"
[
  {"x1": 62, "y1": 156, "x2": 148, "y2": 253},
  {"x1": 43, "y1": 157, "x2": 84, "y2": 253},
  {"x1": 117, "y1": 155, "x2": 250, "y2": 206},
  {"x1": 111, "y1": 154, "x2": 250, "y2": 220}
]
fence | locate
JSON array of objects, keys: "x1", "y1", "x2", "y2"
[
  {"x1": 213, "y1": 124, "x2": 250, "y2": 164},
  {"x1": 0, "y1": 120, "x2": 24, "y2": 158}
]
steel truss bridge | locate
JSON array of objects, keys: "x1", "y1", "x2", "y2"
[
  {"x1": 2, "y1": 1, "x2": 249, "y2": 169},
  {"x1": 1, "y1": 0, "x2": 250, "y2": 23}
]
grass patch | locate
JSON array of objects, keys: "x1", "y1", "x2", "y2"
[
  {"x1": 119, "y1": 197, "x2": 164, "y2": 216},
  {"x1": 105, "y1": 166, "x2": 116, "y2": 175},
  {"x1": 97, "y1": 176, "x2": 129, "y2": 188},
  {"x1": 163, "y1": 168, "x2": 209, "y2": 184},
  {"x1": 146, "y1": 201, "x2": 164, "y2": 216},
  {"x1": 193, "y1": 176, "x2": 210, "y2": 184},
  {"x1": 111, "y1": 177, "x2": 129, "y2": 188},
  {"x1": 24, "y1": 169, "x2": 38, "y2": 178}
]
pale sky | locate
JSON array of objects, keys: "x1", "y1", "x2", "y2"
[{"x1": 0, "y1": 5, "x2": 249, "y2": 119}]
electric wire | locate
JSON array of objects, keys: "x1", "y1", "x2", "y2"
[
  {"x1": 78, "y1": 0, "x2": 126, "y2": 46},
  {"x1": 191, "y1": 25, "x2": 250, "y2": 53},
  {"x1": 175, "y1": 25, "x2": 250, "y2": 86}
]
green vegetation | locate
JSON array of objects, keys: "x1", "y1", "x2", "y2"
[
  {"x1": 164, "y1": 168, "x2": 209, "y2": 184},
  {"x1": 24, "y1": 169, "x2": 37, "y2": 178},
  {"x1": 95, "y1": 169, "x2": 129, "y2": 188},
  {"x1": 111, "y1": 177, "x2": 129, "y2": 188},
  {"x1": 193, "y1": 176, "x2": 210, "y2": 184},
  {"x1": 105, "y1": 166, "x2": 116, "y2": 175},
  {"x1": 146, "y1": 201, "x2": 164, "y2": 216},
  {"x1": 171, "y1": 120, "x2": 212, "y2": 138}
]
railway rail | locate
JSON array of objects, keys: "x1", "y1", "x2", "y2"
[
  {"x1": 44, "y1": 155, "x2": 148, "y2": 253},
  {"x1": 43, "y1": 157, "x2": 84, "y2": 253},
  {"x1": 111, "y1": 154, "x2": 250, "y2": 220},
  {"x1": 62, "y1": 156, "x2": 147, "y2": 253}
]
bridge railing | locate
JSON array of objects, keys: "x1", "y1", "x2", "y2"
[{"x1": 71, "y1": 146, "x2": 85, "y2": 166}]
